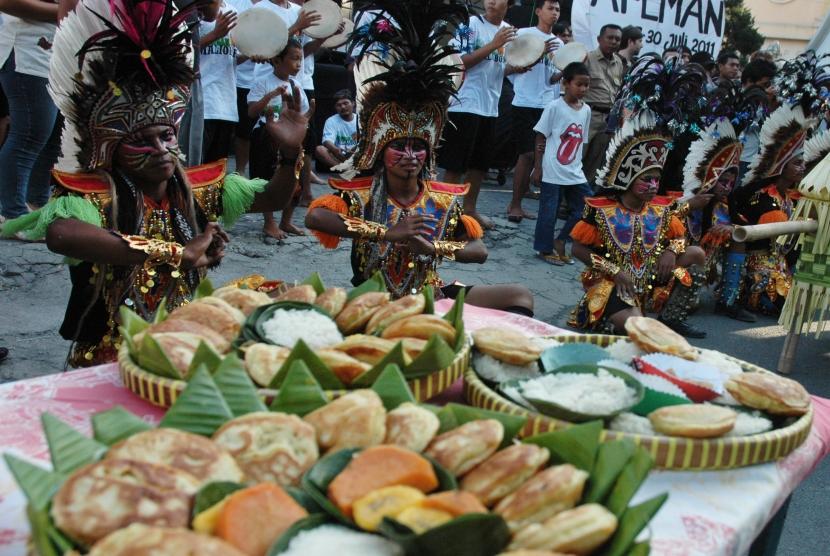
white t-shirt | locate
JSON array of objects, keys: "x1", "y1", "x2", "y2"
[
  {"x1": 299, "y1": 34, "x2": 315, "y2": 91},
  {"x1": 231, "y1": 0, "x2": 256, "y2": 89},
  {"x1": 510, "y1": 27, "x2": 563, "y2": 109},
  {"x1": 322, "y1": 113, "x2": 358, "y2": 150},
  {"x1": 448, "y1": 15, "x2": 509, "y2": 117},
  {"x1": 253, "y1": 1, "x2": 302, "y2": 83},
  {"x1": 199, "y1": 3, "x2": 239, "y2": 122},
  {"x1": 0, "y1": 15, "x2": 56, "y2": 78},
  {"x1": 534, "y1": 98, "x2": 591, "y2": 185},
  {"x1": 247, "y1": 74, "x2": 309, "y2": 128}
]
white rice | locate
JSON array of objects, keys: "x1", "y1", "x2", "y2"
[
  {"x1": 261, "y1": 309, "x2": 343, "y2": 350},
  {"x1": 597, "y1": 358, "x2": 637, "y2": 377},
  {"x1": 501, "y1": 383, "x2": 538, "y2": 411},
  {"x1": 640, "y1": 353, "x2": 726, "y2": 394},
  {"x1": 280, "y1": 525, "x2": 404, "y2": 556},
  {"x1": 724, "y1": 410, "x2": 773, "y2": 437},
  {"x1": 532, "y1": 337, "x2": 563, "y2": 350},
  {"x1": 604, "y1": 340, "x2": 645, "y2": 363},
  {"x1": 520, "y1": 369, "x2": 639, "y2": 415},
  {"x1": 474, "y1": 352, "x2": 540, "y2": 383},
  {"x1": 635, "y1": 373, "x2": 689, "y2": 399},
  {"x1": 697, "y1": 348, "x2": 744, "y2": 377},
  {"x1": 609, "y1": 412, "x2": 657, "y2": 435}
]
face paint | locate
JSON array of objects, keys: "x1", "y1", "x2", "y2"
[
  {"x1": 384, "y1": 139, "x2": 428, "y2": 171},
  {"x1": 634, "y1": 176, "x2": 659, "y2": 194},
  {"x1": 120, "y1": 129, "x2": 180, "y2": 172}
]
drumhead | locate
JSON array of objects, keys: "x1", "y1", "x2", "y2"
[
  {"x1": 321, "y1": 18, "x2": 354, "y2": 49},
  {"x1": 232, "y1": 7, "x2": 289, "y2": 59},
  {"x1": 505, "y1": 33, "x2": 545, "y2": 69},
  {"x1": 302, "y1": 0, "x2": 342, "y2": 39},
  {"x1": 554, "y1": 42, "x2": 588, "y2": 71}
]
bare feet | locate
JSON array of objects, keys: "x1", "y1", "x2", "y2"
[
  {"x1": 310, "y1": 171, "x2": 327, "y2": 185},
  {"x1": 507, "y1": 205, "x2": 536, "y2": 222},
  {"x1": 263, "y1": 220, "x2": 287, "y2": 241},
  {"x1": 469, "y1": 211, "x2": 495, "y2": 230},
  {"x1": 298, "y1": 196, "x2": 314, "y2": 208},
  {"x1": 279, "y1": 222, "x2": 306, "y2": 236}
]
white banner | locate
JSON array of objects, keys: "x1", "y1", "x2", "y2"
[{"x1": 571, "y1": 0, "x2": 725, "y2": 58}]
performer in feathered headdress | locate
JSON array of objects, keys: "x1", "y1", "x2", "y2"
[
  {"x1": 730, "y1": 51, "x2": 830, "y2": 316},
  {"x1": 305, "y1": 0, "x2": 533, "y2": 314},
  {"x1": 568, "y1": 56, "x2": 709, "y2": 337},
  {"x1": 0, "y1": 0, "x2": 307, "y2": 366}
]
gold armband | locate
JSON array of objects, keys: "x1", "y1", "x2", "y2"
[
  {"x1": 433, "y1": 240, "x2": 466, "y2": 260},
  {"x1": 339, "y1": 214, "x2": 388, "y2": 242},
  {"x1": 666, "y1": 238, "x2": 686, "y2": 255},
  {"x1": 673, "y1": 201, "x2": 691, "y2": 220},
  {"x1": 120, "y1": 234, "x2": 183, "y2": 269},
  {"x1": 590, "y1": 253, "x2": 621, "y2": 277}
]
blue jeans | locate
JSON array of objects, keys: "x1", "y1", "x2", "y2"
[
  {"x1": 0, "y1": 53, "x2": 60, "y2": 218},
  {"x1": 534, "y1": 180, "x2": 592, "y2": 253}
]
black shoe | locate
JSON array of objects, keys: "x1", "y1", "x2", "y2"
[
  {"x1": 0, "y1": 347, "x2": 7, "y2": 362},
  {"x1": 715, "y1": 302, "x2": 757, "y2": 323},
  {"x1": 658, "y1": 318, "x2": 707, "y2": 339}
]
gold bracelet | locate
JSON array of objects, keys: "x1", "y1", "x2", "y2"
[
  {"x1": 590, "y1": 253, "x2": 621, "y2": 277},
  {"x1": 433, "y1": 240, "x2": 466, "y2": 260},
  {"x1": 666, "y1": 238, "x2": 686, "y2": 255},
  {"x1": 294, "y1": 147, "x2": 305, "y2": 181},
  {"x1": 673, "y1": 201, "x2": 691, "y2": 220},
  {"x1": 120, "y1": 234, "x2": 184, "y2": 269},
  {"x1": 339, "y1": 214, "x2": 388, "y2": 242}
]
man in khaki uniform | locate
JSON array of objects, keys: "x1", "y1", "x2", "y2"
[{"x1": 582, "y1": 24, "x2": 623, "y2": 188}]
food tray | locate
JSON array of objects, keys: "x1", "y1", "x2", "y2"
[
  {"x1": 119, "y1": 339, "x2": 471, "y2": 408},
  {"x1": 464, "y1": 334, "x2": 813, "y2": 470}
]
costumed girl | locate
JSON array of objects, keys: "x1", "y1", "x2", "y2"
[
  {"x1": 568, "y1": 56, "x2": 709, "y2": 337},
  {"x1": 730, "y1": 52, "x2": 830, "y2": 316},
  {"x1": 0, "y1": 0, "x2": 307, "y2": 366},
  {"x1": 305, "y1": 0, "x2": 534, "y2": 315}
]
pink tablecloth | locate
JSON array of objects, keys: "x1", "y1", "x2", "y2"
[{"x1": 1, "y1": 304, "x2": 828, "y2": 556}]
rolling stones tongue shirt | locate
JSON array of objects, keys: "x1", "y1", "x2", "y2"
[{"x1": 533, "y1": 98, "x2": 592, "y2": 185}]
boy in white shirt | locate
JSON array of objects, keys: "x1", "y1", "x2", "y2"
[
  {"x1": 532, "y1": 62, "x2": 592, "y2": 264},
  {"x1": 233, "y1": 0, "x2": 257, "y2": 176},
  {"x1": 507, "y1": 0, "x2": 563, "y2": 223},
  {"x1": 315, "y1": 89, "x2": 359, "y2": 169}
]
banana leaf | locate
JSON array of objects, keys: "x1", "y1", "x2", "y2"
[
  {"x1": 423, "y1": 285, "x2": 435, "y2": 315},
  {"x1": 267, "y1": 514, "x2": 332, "y2": 556},
  {"x1": 27, "y1": 506, "x2": 61, "y2": 556},
  {"x1": 213, "y1": 353, "x2": 268, "y2": 416},
  {"x1": 159, "y1": 366, "x2": 234, "y2": 436},
  {"x1": 605, "y1": 448, "x2": 655, "y2": 517},
  {"x1": 118, "y1": 305, "x2": 149, "y2": 358},
  {"x1": 584, "y1": 439, "x2": 636, "y2": 504},
  {"x1": 285, "y1": 486, "x2": 325, "y2": 514},
  {"x1": 441, "y1": 288, "x2": 466, "y2": 352},
  {"x1": 91, "y1": 405, "x2": 153, "y2": 445},
  {"x1": 629, "y1": 542, "x2": 651, "y2": 556},
  {"x1": 351, "y1": 343, "x2": 409, "y2": 388},
  {"x1": 378, "y1": 513, "x2": 510, "y2": 556},
  {"x1": 601, "y1": 493, "x2": 668, "y2": 556},
  {"x1": 42, "y1": 413, "x2": 106, "y2": 475},
  {"x1": 267, "y1": 340, "x2": 345, "y2": 390},
  {"x1": 194, "y1": 277, "x2": 215, "y2": 299},
  {"x1": 522, "y1": 420, "x2": 603, "y2": 473},
  {"x1": 193, "y1": 481, "x2": 246, "y2": 516},
  {"x1": 153, "y1": 298, "x2": 169, "y2": 324},
  {"x1": 46, "y1": 517, "x2": 75, "y2": 554},
  {"x1": 137, "y1": 333, "x2": 181, "y2": 379},
  {"x1": 539, "y1": 343, "x2": 610, "y2": 373},
  {"x1": 370, "y1": 364, "x2": 416, "y2": 410},
  {"x1": 434, "y1": 406, "x2": 459, "y2": 433},
  {"x1": 185, "y1": 341, "x2": 223, "y2": 379},
  {"x1": 346, "y1": 271, "x2": 387, "y2": 301},
  {"x1": 437, "y1": 403, "x2": 527, "y2": 448},
  {"x1": 302, "y1": 272, "x2": 327, "y2": 295},
  {"x1": 403, "y1": 335, "x2": 457, "y2": 379},
  {"x1": 269, "y1": 360, "x2": 329, "y2": 416},
  {"x1": 251, "y1": 302, "x2": 334, "y2": 347},
  {"x1": 3, "y1": 455, "x2": 63, "y2": 511}
]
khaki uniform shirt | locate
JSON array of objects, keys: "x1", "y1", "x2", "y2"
[{"x1": 584, "y1": 49, "x2": 624, "y2": 140}]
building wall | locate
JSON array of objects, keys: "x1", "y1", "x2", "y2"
[{"x1": 745, "y1": 0, "x2": 830, "y2": 58}]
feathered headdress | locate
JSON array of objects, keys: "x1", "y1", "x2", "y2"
[
  {"x1": 335, "y1": 0, "x2": 470, "y2": 178},
  {"x1": 804, "y1": 125, "x2": 830, "y2": 168},
  {"x1": 597, "y1": 56, "x2": 707, "y2": 190},
  {"x1": 50, "y1": 0, "x2": 197, "y2": 172}
]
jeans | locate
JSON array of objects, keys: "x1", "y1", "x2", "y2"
[
  {"x1": 0, "y1": 53, "x2": 61, "y2": 218},
  {"x1": 534, "y1": 180, "x2": 592, "y2": 253}
]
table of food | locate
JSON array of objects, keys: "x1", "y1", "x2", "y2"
[{"x1": 1, "y1": 274, "x2": 828, "y2": 556}]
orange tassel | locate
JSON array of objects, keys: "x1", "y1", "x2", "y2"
[
  {"x1": 570, "y1": 221, "x2": 602, "y2": 246},
  {"x1": 758, "y1": 210, "x2": 789, "y2": 225},
  {"x1": 460, "y1": 214, "x2": 484, "y2": 239},
  {"x1": 308, "y1": 194, "x2": 349, "y2": 249},
  {"x1": 667, "y1": 215, "x2": 686, "y2": 239}
]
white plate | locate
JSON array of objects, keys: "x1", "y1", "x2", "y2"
[
  {"x1": 321, "y1": 18, "x2": 354, "y2": 49},
  {"x1": 553, "y1": 41, "x2": 588, "y2": 71},
  {"x1": 505, "y1": 33, "x2": 545, "y2": 69},
  {"x1": 302, "y1": 0, "x2": 343, "y2": 39},
  {"x1": 231, "y1": 7, "x2": 289, "y2": 59}
]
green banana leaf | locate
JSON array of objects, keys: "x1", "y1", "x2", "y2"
[
  {"x1": 434, "y1": 406, "x2": 460, "y2": 433},
  {"x1": 378, "y1": 512, "x2": 511, "y2": 556},
  {"x1": 629, "y1": 542, "x2": 651, "y2": 556},
  {"x1": 267, "y1": 514, "x2": 332, "y2": 556},
  {"x1": 266, "y1": 340, "x2": 345, "y2": 390},
  {"x1": 403, "y1": 335, "x2": 457, "y2": 379},
  {"x1": 269, "y1": 360, "x2": 329, "y2": 416},
  {"x1": 3, "y1": 455, "x2": 63, "y2": 511},
  {"x1": 42, "y1": 413, "x2": 106, "y2": 475},
  {"x1": 522, "y1": 420, "x2": 603, "y2": 473},
  {"x1": 302, "y1": 272, "x2": 327, "y2": 295},
  {"x1": 351, "y1": 343, "x2": 409, "y2": 388},
  {"x1": 27, "y1": 506, "x2": 61, "y2": 556},
  {"x1": 584, "y1": 439, "x2": 636, "y2": 504},
  {"x1": 437, "y1": 403, "x2": 527, "y2": 448},
  {"x1": 539, "y1": 343, "x2": 610, "y2": 373},
  {"x1": 159, "y1": 366, "x2": 234, "y2": 436},
  {"x1": 46, "y1": 517, "x2": 75, "y2": 553},
  {"x1": 194, "y1": 277, "x2": 215, "y2": 299},
  {"x1": 441, "y1": 288, "x2": 466, "y2": 352},
  {"x1": 285, "y1": 486, "x2": 325, "y2": 514},
  {"x1": 213, "y1": 353, "x2": 267, "y2": 416},
  {"x1": 136, "y1": 333, "x2": 181, "y2": 379},
  {"x1": 601, "y1": 493, "x2": 668, "y2": 556},
  {"x1": 346, "y1": 271, "x2": 387, "y2": 301},
  {"x1": 91, "y1": 405, "x2": 153, "y2": 445},
  {"x1": 118, "y1": 305, "x2": 149, "y2": 359},
  {"x1": 193, "y1": 481, "x2": 246, "y2": 516},
  {"x1": 423, "y1": 285, "x2": 435, "y2": 315},
  {"x1": 185, "y1": 341, "x2": 223, "y2": 379},
  {"x1": 370, "y1": 364, "x2": 416, "y2": 410},
  {"x1": 605, "y1": 448, "x2": 655, "y2": 517},
  {"x1": 153, "y1": 298, "x2": 169, "y2": 324}
]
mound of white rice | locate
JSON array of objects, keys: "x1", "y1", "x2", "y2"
[
  {"x1": 520, "y1": 369, "x2": 639, "y2": 415},
  {"x1": 474, "y1": 352, "x2": 541, "y2": 383},
  {"x1": 281, "y1": 525, "x2": 404, "y2": 556},
  {"x1": 597, "y1": 358, "x2": 637, "y2": 377},
  {"x1": 262, "y1": 309, "x2": 343, "y2": 350},
  {"x1": 724, "y1": 410, "x2": 773, "y2": 437},
  {"x1": 501, "y1": 383, "x2": 537, "y2": 411},
  {"x1": 532, "y1": 337, "x2": 563, "y2": 350},
  {"x1": 697, "y1": 348, "x2": 744, "y2": 377},
  {"x1": 609, "y1": 412, "x2": 656, "y2": 435},
  {"x1": 605, "y1": 340, "x2": 645, "y2": 363},
  {"x1": 640, "y1": 353, "x2": 726, "y2": 394}
]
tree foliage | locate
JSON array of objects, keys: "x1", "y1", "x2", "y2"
[{"x1": 723, "y1": 0, "x2": 765, "y2": 56}]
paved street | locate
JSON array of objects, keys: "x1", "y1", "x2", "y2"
[{"x1": 0, "y1": 172, "x2": 828, "y2": 553}]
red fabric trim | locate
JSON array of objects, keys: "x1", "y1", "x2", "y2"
[
  {"x1": 650, "y1": 195, "x2": 674, "y2": 206},
  {"x1": 329, "y1": 176, "x2": 374, "y2": 191},
  {"x1": 584, "y1": 196, "x2": 618, "y2": 209},
  {"x1": 427, "y1": 181, "x2": 470, "y2": 195},
  {"x1": 185, "y1": 159, "x2": 226, "y2": 188},
  {"x1": 52, "y1": 170, "x2": 109, "y2": 193}
]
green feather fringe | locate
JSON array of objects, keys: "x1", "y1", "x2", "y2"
[
  {"x1": 221, "y1": 173, "x2": 267, "y2": 228},
  {"x1": 0, "y1": 196, "x2": 102, "y2": 240}
]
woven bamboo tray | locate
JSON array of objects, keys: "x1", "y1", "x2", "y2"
[
  {"x1": 464, "y1": 334, "x2": 813, "y2": 470},
  {"x1": 119, "y1": 340, "x2": 471, "y2": 408}
]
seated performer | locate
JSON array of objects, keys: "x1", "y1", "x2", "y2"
[
  {"x1": 315, "y1": 89, "x2": 359, "y2": 170},
  {"x1": 568, "y1": 57, "x2": 708, "y2": 337},
  {"x1": 0, "y1": 0, "x2": 306, "y2": 366},
  {"x1": 305, "y1": 0, "x2": 533, "y2": 315}
]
